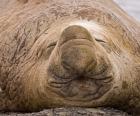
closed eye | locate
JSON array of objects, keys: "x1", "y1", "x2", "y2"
[
  {"x1": 47, "y1": 42, "x2": 57, "y2": 48},
  {"x1": 95, "y1": 38, "x2": 111, "y2": 53},
  {"x1": 95, "y1": 38, "x2": 106, "y2": 43}
]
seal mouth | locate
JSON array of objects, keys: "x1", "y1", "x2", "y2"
[{"x1": 48, "y1": 69, "x2": 113, "y2": 101}]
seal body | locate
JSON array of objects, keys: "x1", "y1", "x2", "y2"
[{"x1": 0, "y1": 0, "x2": 140, "y2": 114}]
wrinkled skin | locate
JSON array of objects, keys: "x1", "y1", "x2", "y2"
[{"x1": 0, "y1": 0, "x2": 140, "y2": 115}]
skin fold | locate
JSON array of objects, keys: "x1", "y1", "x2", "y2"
[{"x1": 0, "y1": 0, "x2": 140, "y2": 115}]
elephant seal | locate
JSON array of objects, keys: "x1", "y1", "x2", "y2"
[{"x1": 0, "y1": 0, "x2": 140, "y2": 115}]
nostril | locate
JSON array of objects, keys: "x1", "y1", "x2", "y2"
[
  {"x1": 76, "y1": 75, "x2": 87, "y2": 81},
  {"x1": 61, "y1": 45, "x2": 97, "y2": 76}
]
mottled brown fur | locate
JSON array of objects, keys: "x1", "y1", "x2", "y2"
[{"x1": 0, "y1": 0, "x2": 140, "y2": 115}]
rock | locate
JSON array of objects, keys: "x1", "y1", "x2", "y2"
[{"x1": 0, "y1": 107, "x2": 130, "y2": 116}]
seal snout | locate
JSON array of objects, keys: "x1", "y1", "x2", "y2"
[
  {"x1": 59, "y1": 25, "x2": 93, "y2": 46},
  {"x1": 59, "y1": 25, "x2": 97, "y2": 75},
  {"x1": 47, "y1": 25, "x2": 113, "y2": 101}
]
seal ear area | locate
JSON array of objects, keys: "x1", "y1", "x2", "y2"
[{"x1": 58, "y1": 25, "x2": 94, "y2": 46}]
